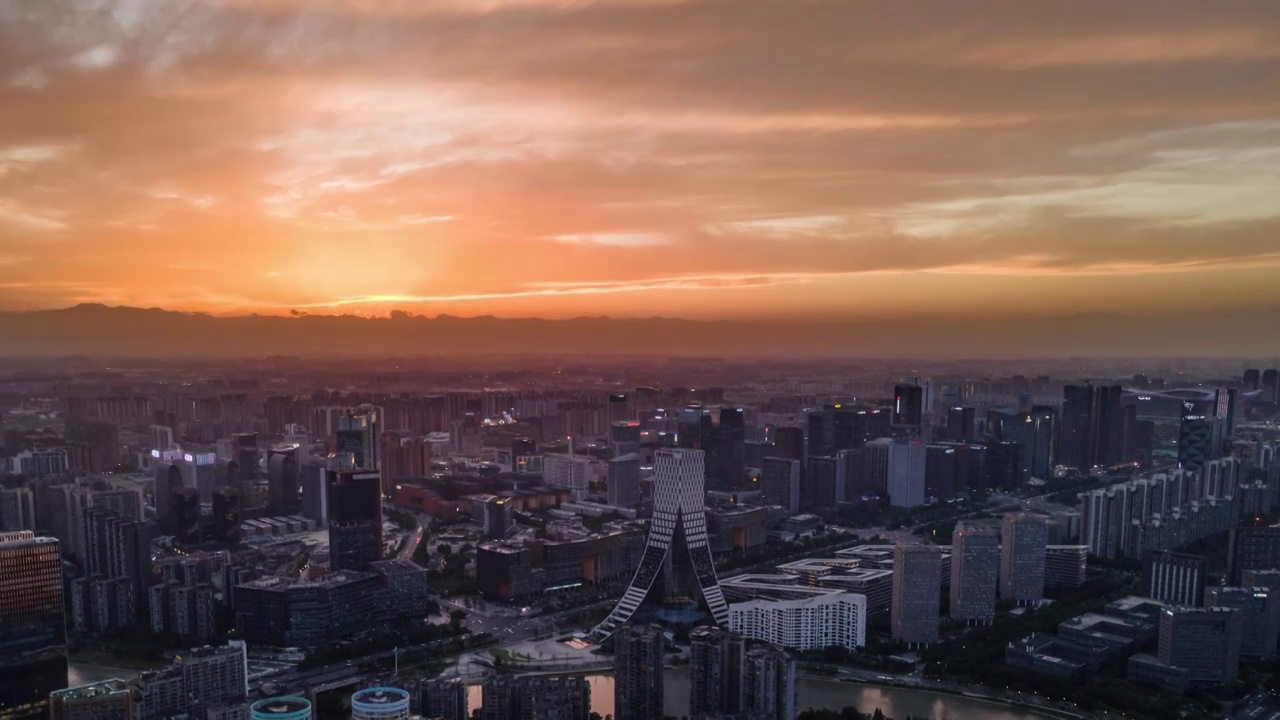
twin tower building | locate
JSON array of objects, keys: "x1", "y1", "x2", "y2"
[{"x1": 592, "y1": 448, "x2": 730, "y2": 640}]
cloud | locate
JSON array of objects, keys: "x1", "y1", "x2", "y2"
[{"x1": 0, "y1": 0, "x2": 1278, "y2": 332}]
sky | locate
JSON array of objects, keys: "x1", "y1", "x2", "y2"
[{"x1": 2, "y1": 0, "x2": 1280, "y2": 321}]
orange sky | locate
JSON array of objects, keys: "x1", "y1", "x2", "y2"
[{"x1": 2, "y1": 0, "x2": 1280, "y2": 320}]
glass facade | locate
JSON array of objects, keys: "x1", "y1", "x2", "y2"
[{"x1": 0, "y1": 532, "x2": 68, "y2": 718}]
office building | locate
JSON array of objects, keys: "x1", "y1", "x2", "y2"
[
  {"x1": 950, "y1": 522, "x2": 999, "y2": 625},
  {"x1": 543, "y1": 453, "x2": 593, "y2": 501},
  {"x1": 742, "y1": 645, "x2": 796, "y2": 720},
  {"x1": 419, "y1": 679, "x2": 468, "y2": 720},
  {"x1": 866, "y1": 438, "x2": 926, "y2": 509},
  {"x1": 805, "y1": 455, "x2": 846, "y2": 509},
  {"x1": 0, "y1": 531, "x2": 67, "y2": 719},
  {"x1": 614, "y1": 624, "x2": 664, "y2": 720},
  {"x1": 1205, "y1": 586, "x2": 1279, "y2": 660},
  {"x1": 1059, "y1": 384, "x2": 1125, "y2": 470},
  {"x1": 729, "y1": 592, "x2": 866, "y2": 651},
  {"x1": 267, "y1": 445, "x2": 300, "y2": 514},
  {"x1": 136, "y1": 640, "x2": 248, "y2": 720},
  {"x1": 1227, "y1": 526, "x2": 1280, "y2": 585},
  {"x1": 761, "y1": 457, "x2": 801, "y2": 514},
  {"x1": 1264, "y1": 369, "x2": 1280, "y2": 404},
  {"x1": 1244, "y1": 369, "x2": 1261, "y2": 391},
  {"x1": 806, "y1": 405, "x2": 865, "y2": 457},
  {"x1": 771, "y1": 426, "x2": 805, "y2": 465},
  {"x1": 1141, "y1": 551, "x2": 1206, "y2": 607},
  {"x1": 1001, "y1": 513, "x2": 1048, "y2": 604},
  {"x1": 230, "y1": 433, "x2": 259, "y2": 481},
  {"x1": 689, "y1": 626, "x2": 744, "y2": 720},
  {"x1": 250, "y1": 696, "x2": 312, "y2": 720},
  {"x1": 327, "y1": 469, "x2": 383, "y2": 571},
  {"x1": 479, "y1": 676, "x2": 589, "y2": 720},
  {"x1": 607, "y1": 453, "x2": 641, "y2": 508},
  {"x1": 945, "y1": 406, "x2": 976, "y2": 443},
  {"x1": 594, "y1": 449, "x2": 729, "y2": 639},
  {"x1": 49, "y1": 679, "x2": 133, "y2": 720},
  {"x1": 891, "y1": 383, "x2": 924, "y2": 428},
  {"x1": 299, "y1": 460, "x2": 328, "y2": 528},
  {"x1": 892, "y1": 543, "x2": 941, "y2": 646},
  {"x1": 335, "y1": 411, "x2": 379, "y2": 473},
  {"x1": 924, "y1": 444, "x2": 957, "y2": 500},
  {"x1": 1044, "y1": 545, "x2": 1089, "y2": 588},
  {"x1": 351, "y1": 688, "x2": 410, "y2": 720},
  {"x1": 1156, "y1": 607, "x2": 1243, "y2": 687},
  {"x1": 8, "y1": 448, "x2": 70, "y2": 477},
  {"x1": 677, "y1": 406, "x2": 747, "y2": 491},
  {"x1": 0, "y1": 488, "x2": 35, "y2": 532},
  {"x1": 1177, "y1": 402, "x2": 1214, "y2": 473}
]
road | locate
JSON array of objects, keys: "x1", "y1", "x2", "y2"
[{"x1": 397, "y1": 513, "x2": 428, "y2": 561}]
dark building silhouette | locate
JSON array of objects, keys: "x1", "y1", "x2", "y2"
[
  {"x1": 335, "y1": 411, "x2": 378, "y2": 472},
  {"x1": 231, "y1": 433, "x2": 259, "y2": 481},
  {"x1": 1228, "y1": 526, "x2": 1280, "y2": 585},
  {"x1": 614, "y1": 624, "x2": 664, "y2": 720},
  {"x1": 0, "y1": 532, "x2": 67, "y2": 719},
  {"x1": 771, "y1": 426, "x2": 805, "y2": 465},
  {"x1": 677, "y1": 406, "x2": 746, "y2": 491},
  {"x1": 267, "y1": 445, "x2": 300, "y2": 514},
  {"x1": 1244, "y1": 369, "x2": 1261, "y2": 391},
  {"x1": 945, "y1": 406, "x2": 976, "y2": 442},
  {"x1": 327, "y1": 469, "x2": 383, "y2": 571},
  {"x1": 153, "y1": 462, "x2": 184, "y2": 536},
  {"x1": 1264, "y1": 369, "x2": 1280, "y2": 404},
  {"x1": 689, "y1": 626, "x2": 744, "y2": 720},
  {"x1": 1178, "y1": 402, "x2": 1213, "y2": 473},
  {"x1": 479, "y1": 676, "x2": 589, "y2": 720},
  {"x1": 924, "y1": 444, "x2": 957, "y2": 499},
  {"x1": 1059, "y1": 384, "x2": 1125, "y2": 470},
  {"x1": 892, "y1": 383, "x2": 924, "y2": 429},
  {"x1": 210, "y1": 488, "x2": 241, "y2": 546},
  {"x1": 172, "y1": 488, "x2": 201, "y2": 545},
  {"x1": 983, "y1": 441, "x2": 1021, "y2": 492}
]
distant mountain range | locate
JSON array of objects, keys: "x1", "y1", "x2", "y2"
[{"x1": 0, "y1": 303, "x2": 1276, "y2": 358}]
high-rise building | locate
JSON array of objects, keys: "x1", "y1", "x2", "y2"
[
  {"x1": 299, "y1": 459, "x2": 328, "y2": 528},
  {"x1": 593, "y1": 449, "x2": 729, "y2": 639},
  {"x1": 0, "y1": 488, "x2": 35, "y2": 532},
  {"x1": 335, "y1": 411, "x2": 379, "y2": 472},
  {"x1": 1158, "y1": 607, "x2": 1243, "y2": 686},
  {"x1": 180, "y1": 642, "x2": 248, "y2": 720},
  {"x1": 153, "y1": 462, "x2": 185, "y2": 536},
  {"x1": 924, "y1": 444, "x2": 957, "y2": 500},
  {"x1": 677, "y1": 406, "x2": 746, "y2": 491},
  {"x1": 479, "y1": 676, "x2": 589, "y2": 720},
  {"x1": 230, "y1": 433, "x2": 259, "y2": 481},
  {"x1": 1227, "y1": 526, "x2": 1280, "y2": 585},
  {"x1": 326, "y1": 469, "x2": 383, "y2": 571},
  {"x1": 891, "y1": 543, "x2": 941, "y2": 646},
  {"x1": 1000, "y1": 513, "x2": 1049, "y2": 604},
  {"x1": 1141, "y1": 551, "x2": 1206, "y2": 607},
  {"x1": 1263, "y1": 369, "x2": 1280, "y2": 404},
  {"x1": 0, "y1": 531, "x2": 67, "y2": 719},
  {"x1": 950, "y1": 522, "x2": 999, "y2": 625},
  {"x1": 608, "y1": 394, "x2": 631, "y2": 426},
  {"x1": 866, "y1": 438, "x2": 926, "y2": 508},
  {"x1": 891, "y1": 383, "x2": 924, "y2": 429},
  {"x1": 179, "y1": 452, "x2": 217, "y2": 503},
  {"x1": 607, "y1": 454, "x2": 641, "y2": 508},
  {"x1": 771, "y1": 426, "x2": 805, "y2": 465},
  {"x1": 543, "y1": 453, "x2": 593, "y2": 500},
  {"x1": 614, "y1": 624, "x2": 664, "y2": 720},
  {"x1": 1059, "y1": 384, "x2": 1125, "y2": 470},
  {"x1": 945, "y1": 406, "x2": 976, "y2": 443},
  {"x1": 1205, "y1": 586, "x2": 1279, "y2": 660},
  {"x1": 761, "y1": 457, "x2": 801, "y2": 513},
  {"x1": 351, "y1": 687, "x2": 410, "y2": 720},
  {"x1": 50, "y1": 679, "x2": 133, "y2": 720},
  {"x1": 805, "y1": 455, "x2": 846, "y2": 508},
  {"x1": 419, "y1": 679, "x2": 467, "y2": 720},
  {"x1": 689, "y1": 626, "x2": 744, "y2": 720},
  {"x1": 806, "y1": 406, "x2": 863, "y2": 457},
  {"x1": 742, "y1": 645, "x2": 796, "y2": 720},
  {"x1": 1244, "y1": 369, "x2": 1261, "y2": 391},
  {"x1": 1177, "y1": 401, "x2": 1214, "y2": 473},
  {"x1": 267, "y1": 444, "x2": 300, "y2": 514}
]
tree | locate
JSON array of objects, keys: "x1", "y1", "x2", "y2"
[
  {"x1": 450, "y1": 609, "x2": 467, "y2": 626},
  {"x1": 871, "y1": 710, "x2": 885, "y2": 720}
]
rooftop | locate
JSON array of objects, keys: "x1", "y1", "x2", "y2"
[{"x1": 50, "y1": 680, "x2": 129, "y2": 702}]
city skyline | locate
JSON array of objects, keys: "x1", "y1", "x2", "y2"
[{"x1": 2, "y1": 2, "x2": 1280, "y2": 325}]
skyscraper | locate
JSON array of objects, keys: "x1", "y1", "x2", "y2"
[
  {"x1": 945, "y1": 406, "x2": 976, "y2": 442},
  {"x1": 335, "y1": 411, "x2": 379, "y2": 472},
  {"x1": 1059, "y1": 384, "x2": 1124, "y2": 470},
  {"x1": 1264, "y1": 369, "x2": 1280, "y2": 404},
  {"x1": 805, "y1": 455, "x2": 846, "y2": 508},
  {"x1": 1177, "y1": 401, "x2": 1213, "y2": 473},
  {"x1": 891, "y1": 383, "x2": 924, "y2": 429},
  {"x1": 267, "y1": 444, "x2": 300, "y2": 514},
  {"x1": 742, "y1": 645, "x2": 796, "y2": 720},
  {"x1": 1227, "y1": 526, "x2": 1280, "y2": 585},
  {"x1": 1000, "y1": 513, "x2": 1048, "y2": 604},
  {"x1": 1205, "y1": 586, "x2": 1279, "y2": 661},
  {"x1": 607, "y1": 453, "x2": 641, "y2": 508},
  {"x1": 891, "y1": 543, "x2": 941, "y2": 646},
  {"x1": 1158, "y1": 607, "x2": 1243, "y2": 686},
  {"x1": 761, "y1": 457, "x2": 801, "y2": 514},
  {"x1": 689, "y1": 626, "x2": 744, "y2": 720},
  {"x1": 0, "y1": 531, "x2": 68, "y2": 719},
  {"x1": 326, "y1": 469, "x2": 383, "y2": 571},
  {"x1": 866, "y1": 438, "x2": 926, "y2": 508},
  {"x1": 1244, "y1": 369, "x2": 1261, "y2": 391},
  {"x1": 0, "y1": 488, "x2": 35, "y2": 532},
  {"x1": 593, "y1": 449, "x2": 729, "y2": 639},
  {"x1": 614, "y1": 624, "x2": 664, "y2": 720},
  {"x1": 950, "y1": 522, "x2": 999, "y2": 625}
]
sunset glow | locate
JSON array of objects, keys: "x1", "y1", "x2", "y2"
[{"x1": 2, "y1": 1, "x2": 1279, "y2": 319}]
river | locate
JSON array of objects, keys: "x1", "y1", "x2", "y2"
[{"x1": 467, "y1": 669, "x2": 1060, "y2": 719}]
